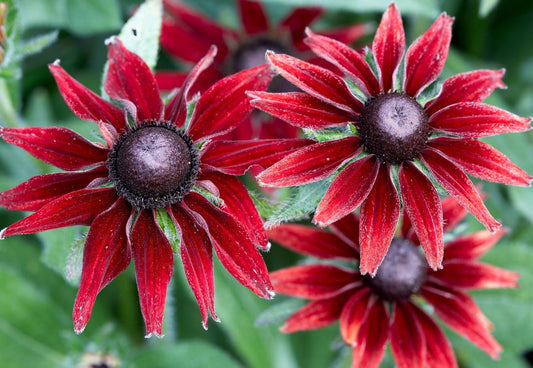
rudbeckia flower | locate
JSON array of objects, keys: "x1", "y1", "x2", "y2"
[
  {"x1": 158, "y1": 0, "x2": 368, "y2": 139},
  {"x1": 268, "y1": 196, "x2": 519, "y2": 368},
  {"x1": 0, "y1": 38, "x2": 308, "y2": 337},
  {"x1": 250, "y1": 3, "x2": 531, "y2": 274}
]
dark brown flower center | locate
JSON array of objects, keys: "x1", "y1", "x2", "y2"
[
  {"x1": 229, "y1": 37, "x2": 296, "y2": 93},
  {"x1": 108, "y1": 121, "x2": 198, "y2": 209},
  {"x1": 357, "y1": 93, "x2": 429, "y2": 164},
  {"x1": 364, "y1": 238, "x2": 427, "y2": 301}
]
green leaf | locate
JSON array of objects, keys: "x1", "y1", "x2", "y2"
[
  {"x1": 132, "y1": 340, "x2": 244, "y2": 368},
  {"x1": 39, "y1": 226, "x2": 86, "y2": 286},
  {"x1": 17, "y1": 0, "x2": 121, "y2": 35},
  {"x1": 260, "y1": 0, "x2": 440, "y2": 17},
  {"x1": 266, "y1": 178, "x2": 332, "y2": 227},
  {"x1": 117, "y1": 0, "x2": 162, "y2": 70},
  {"x1": 479, "y1": 0, "x2": 500, "y2": 17},
  {"x1": 212, "y1": 263, "x2": 298, "y2": 368},
  {"x1": 254, "y1": 298, "x2": 305, "y2": 327},
  {"x1": 16, "y1": 30, "x2": 58, "y2": 60}
]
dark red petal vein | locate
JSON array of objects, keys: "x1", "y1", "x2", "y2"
[
  {"x1": 266, "y1": 51, "x2": 363, "y2": 114},
  {"x1": 314, "y1": 155, "x2": 379, "y2": 227},
  {"x1": 73, "y1": 198, "x2": 131, "y2": 334},
  {"x1": 270, "y1": 264, "x2": 359, "y2": 300},
  {"x1": 359, "y1": 164, "x2": 400, "y2": 276},
  {"x1": 398, "y1": 161, "x2": 444, "y2": 270},
  {"x1": 425, "y1": 69, "x2": 506, "y2": 115},
  {"x1": 0, "y1": 188, "x2": 117, "y2": 238},
  {"x1": 201, "y1": 138, "x2": 313, "y2": 176},
  {"x1": 249, "y1": 91, "x2": 356, "y2": 129},
  {"x1": 130, "y1": 209, "x2": 174, "y2": 338},
  {"x1": 257, "y1": 136, "x2": 362, "y2": 187},
  {"x1": 404, "y1": 13, "x2": 453, "y2": 97},
  {"x1": 390, "y1": 302, "x2": 426, "y2": 368},
  {"x1": 184, "y1": 192, "x2": 273, "y2": 298},
  {"x1": 429, "y1": 102, "x2": 531, "y2": 137},
  {"x1": 0, "y1": 165, "x2": 108, "y2": 211},
  {"x1": 187, "y1": 64, "x2": 274, "y2": 141},
  {"x1": 373, "y1": 3, "x2": 405, "y2": 93},
  {"x1": 305, "y1": 29, "x2": 379, "y2": 96},
  {"x1": 49, "y1": 62, "x2": 126, "y2": 131},
  {"x1": 170, "y1": 204, "x2": 216, "y2": 328},
  {"x1": 429, "y1": 137, "x2": 532, "y2": 186},
  {"x1": 105, "y1": 37, "x2": 163, "y2": 122},
  {"x1": 1, "y1": 127, "x2": 108, "y2": 171},
  {"x1": 421, "y1": 148, "x2": 501, "y2": 231},
  {"x1": 266, "y1": 223, "x2": 357, "y2": 260}
]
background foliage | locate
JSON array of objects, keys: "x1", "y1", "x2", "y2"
[{"x1": 0, "y1": 0, "x2": 532, "y2": 367}]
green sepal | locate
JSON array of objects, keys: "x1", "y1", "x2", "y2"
[{"x1": 155, "y1": 208, "x2": 180, "y2": 254}]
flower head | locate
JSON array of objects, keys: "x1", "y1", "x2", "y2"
[
  {"x1": 158, "y1": 0, "x2": 368, "y2": 139},
  {"x1": 0, "y1": 37, "x2": 310, "y2": 337},
  {"x1": 268, "y1": 196, "x2": 519, "y2": 367},
  {"x1": 250, "y1": 3, "x2": 532, "y2": 274}
]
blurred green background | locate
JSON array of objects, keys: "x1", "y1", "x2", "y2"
[{"x1": 0, "y1": 0, "x2": 532, "y2": 367}]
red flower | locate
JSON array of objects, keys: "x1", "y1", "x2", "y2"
[
  {"x1": 158, "y1": 0, "x2": 368, "y2": 139},
  {"x1": 268, "y1": 197, "x2": 519, "y2": 368},
  {"x1": 250, "y1": 3, "x2": 532, "y2": 274},
  {"x1": 0, "y1": 38, "x2": 309, "y2": 337}
]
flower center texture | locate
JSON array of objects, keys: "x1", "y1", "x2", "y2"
[
  {"x1": 229, "y1": 37, "x2": 296, "y2": 93},
  {"x1": 364, "y1": 238, "x2": 427, "y2": 301},
  {"x1": 357, "y1": 93, "x2": 429, "y2": 164},
  {"x1": 108, "y1": 121, "x2": 199, "y2": 209}
]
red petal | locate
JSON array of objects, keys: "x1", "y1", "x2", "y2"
[
  {"x1": 238, "y1": 0, "x2": 269, "y2": 35},
  {"x1": 359, "y1": 164, "x2": 400, "y2": 276},
  {"x1": 432, "y1": 259, "x2": 519, "y2": 290},
  {"x1": 390, "y1": 302, "x2": 426, "y2": 368},
  {"x1": 410, "y1": 303, "x2": 458, "y2": 368},
  {"x1": 187, "y1": 64, "x2": 274, "y2": 141},
  {"x1": 0, "y1": 165, "x2": 108, "y2": 211},
  {"x1": 155, "y1": 70, "x2": 188, "y2": 91},
  {"x1": 442, "y1": 195, "x2": 468, "y2": 233},
  {"x1": 425, "y1": 69, "x2": 506, "y2": 115},
  {"x1": 304, "y1": 29, "x2": 379, "y2": 96},
  {"x1": 130, "y1": 209, "x2": 174, "y2": 338},
  {"x1": 266, "y1": 51, "x2": 363, "y2": 114},
  {"x1": 404, "y1": 13, "x2": 453, "y2": 97},
  {"x1": 1, "y1": 127, "x2": 108, "y2": 171},
  {"x1": 0, "y1": 188, "x2": 117, "y2": 238},
  {"x1": 429, "y1": 137, "x2": 532, "y2": 186},
  {"x1": 257, "y1": 136, "x2": 362, "y2": 187},
  {"x1": 163, "y1": 0, "x2": 235, "y2": 49},
  {"x1": 249, "y1": 91, "x2": 355, "y2": 129},
  {"x1": 314, "y1": 155, "x2": 379, "y2": 227},
  {"x1": 351, "y1": 299, "x2": 390, "y2": 368},
  {"x1": 170, "y1": 204, "x2": 216, "y2": 328},
  {"x1": 329, "y1": 213, "x2": 360, "y2": 251},
  {"x1": 165, "y1": 46, "x2": 218, "y2": 127},
  {"x1": 421, "y1": 285, "x2": 502, "y2": 358},
  {"x1": 373, "y1": 3, "x2": 405, "y2": 93},
  {"x1": 429, "y1": 102, "x2": 531, "y2": 137},
  {"x1": 203, "y1": 171, "x2": 268, "y2": 250},
  {"x1": 421, "y1": 148, "x2": 501, "y2": 231},
  {"x1": 104, "y1": 37, "x2": 163, "y2": 122},
  {"x1": 49, "y1": 62, "x2": 126, "y2": 131},
  {"x1": 271, "y1": 264, "x2": 359, "y2": 300},
  {"x1": 318, "y1": 23, "x2": 369, "y2": 46},
  {"x1": 201, "y1": 138, "x2": 312, "y2": 175},
  {"x1": 339, "y1": 288, "x2": 372, "y2": 345},
  {"x1": 184, "y1": 192, "x2": 273, "y2": 298},
  {"x1": 444, "y1": 229, "x2": 505, "y2": 260},
  {"x1": 73, "y1": 199, "x2": 131, "y2": 334},
  {"x1": 161, "y1": 20, "x2": 223, "y2": 64},
  {"x1": 266, "y1": 223, "x2": 357, "y2": 260},
  {"x1": 280, "y1": 7, "x2": 322, "y2": 47},
  {"x1": 281, "y1": 291, "x2": 352, "y2": 332},
  {"x1": 398, "y1": 162, "x2": 443, "y2": 270}
]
